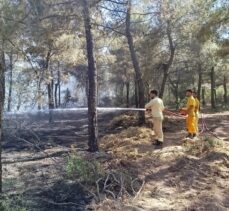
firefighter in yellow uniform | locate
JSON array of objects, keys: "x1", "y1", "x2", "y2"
[
  {"x1": 193, "y1": 91, "x2": 200, "y2": 135},
  {"x1": 180, "y1": 89, "x2": 197, "y2": 139}
]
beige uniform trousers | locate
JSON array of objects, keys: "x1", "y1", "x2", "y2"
[{"x1": 153, "y1": 117, "x2": 164, "y2": 142}]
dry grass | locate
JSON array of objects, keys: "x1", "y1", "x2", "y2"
[
  {"x1": 101, "y1": 127, "x2": 154, "y2": 159},
  {"x1": 98, "y1": 113, "x2": 229, "y2": 210}
]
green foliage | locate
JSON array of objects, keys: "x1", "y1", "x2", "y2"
[
  {"x1": 203, "y1": 136, "x2": 224, "y2": 147},
  {"x1": 2, "y1": 178, "x2": 18, "y2": 190},
  {"x1": 0, "y1": 195, "x2": 28, "y2": 211},
  {"x1": 66, "y1": 154, "x2": 104, "y2": 184},
  {"x1": 1, "y1": 0, "x2": 228, "y2": 110}
]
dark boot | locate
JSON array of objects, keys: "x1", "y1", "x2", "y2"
[
  {"x1": 186, "y1": 133, "x2": 193, "y2": 139},
  {"x1": 156, "y1": 140, "x2": 163, "y2": 146}
]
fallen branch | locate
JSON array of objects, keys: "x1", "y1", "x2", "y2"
[
  {"x1": 41, "y1": 198, "x2": 82, "y2": 207},
  {"x1": 3, "y1": 149, "x2": 70, "y2": 164},
  {"x1": 133, "y1": 180, "x2": 145, "y2": 200}
]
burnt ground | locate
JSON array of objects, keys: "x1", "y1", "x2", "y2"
[
  {"x1": 2, "y1": 110, "x2": 118, "y2": 211},
  {"x1": 2, "y1": 110, "x2": 229, "y2": 211}
]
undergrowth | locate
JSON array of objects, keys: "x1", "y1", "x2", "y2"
[
  {"x1": 184, "y1": 136, "x2": 224, "y2": 156},
  {"x1": 66, "y1": 153, "x2": 104, "y2": 184},
  {"x1": 66, "y1": 149, "x2": 144, "y2": 202},
  {"x1": 0, "y1": 195, "x2": 28, "y2": 211}
]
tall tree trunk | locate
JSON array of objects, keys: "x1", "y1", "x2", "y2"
[
  {"x1": 54, "y1": 67, "x2": 61, "y2": 108},
  {"x1": 126, "y1": 82, "x2": 130, "y2": 107},
  {"x1": 47, "y1": 73, "x2": 54, "y2": 109},
  {"x1": 175, "y1": 81, "x2": 179, "y2": 109},
  {"x1": 168, "y1": 75, "x2": 179, "y2": 109},
  {"x1": 197, "y1": 65, "x2": 202, "y2": 100},
  {"x1": 17, "y1": 96, "x2": 21, "y2": 111},
  {"x1": 54, "y1": 83, "x2": 58, "y2": 108},
  {"x1": 202, "y1": 87, "x2": 206, "y2": 107},
  {"x1": 119, "y1": 83, "x2": 124, "y2": 105},
  {"x1": 145, "y1": 82, "x2": 150, "y2": 102},
  {"x1": 48, "y1": 72, "x2": 54, "y2": 123},
  {"x1": 159, "y1": 22, "x2": 175, "y2": 98},
  {"x1": 44, "y1": 50, "x2": 53, "y2": 122},
  {"x1": 7, "y1": 52, "x2": 13, "y2": 112},
  {"x1": 37, "y1": 79, "x2": 42, "y2": 110},
  {"x1": 82, "y1": 0, "x2": 98, "y2": 152},
  {"x1": 126, "y1": 0, "x2": 145, "y2": 123},
  {"x1": 58, "y1": 68, "x2": 61, "y2": 107},
  {"x1": 223, "y1": 75, "x2": 227, "y2": 106},
  {"x1": 0, "y1": 50, "x2": 6, "y2": 193},
  {"x1": 160, "y1": 67, "x2": 168, "y2": 98},
  {"x1": 47, "y1": 82, "x2": 54, "y2": 107},
  {"x1": 85, "y1": 76, "x2": 89, "y2": 106},
  {"x1": 210, "y1": 67, "x2": 216, "y2": 109},
  {"x1": 134, "y1": 78, "x2": 139, "y2": 108}
]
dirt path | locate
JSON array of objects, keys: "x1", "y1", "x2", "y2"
[{"x1": 99, "y1": 111, "x2": 229, "y2": 211}]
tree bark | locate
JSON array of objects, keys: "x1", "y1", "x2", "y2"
[
  {"x1": 126, "y1": 82, "x2": 130, "y2": 107},
  {"x1": 160, "y1": 65, "x2": 169, "y2": 99},
  {"x1": 202, "y1": 87, "x2": 206, "y2": 107},
  {"x1": 47, "y1": 80, "x2": 54, "y2": 109},
  {"x1": 197, "y1": 63, "x2": 202, "y2": 100},
  {"x1": 54, "y1": 83, "x2": 58, "y2": 108},
  {"x1": 159, "y1": 22, "x2": 175, "y2": 98},
  {"x1": 145, "y1": 82, "x2": 150, "y2": 102},
  {"x1": 223, "y1": 75, "x2": 227, "y2": 106},
  {"x1": 0, "y1": 50, "x2": 6, "y2": 193},
  {"x1": 48, "y1": 80, "x2": 54, "y2": 123},
  {"x1": 85, "y1": 75, "x2": 89, "y2": 106},
  {"x1": 126, "y1": 0, "x2": 145, "y2": 123},
  {"x1": 37, "y1": 79, "x2": 42, "y2": 110},
  {"x1": 54, "y1": 64, "x2": 60, "y2": 108},
  {"x1": 58, "y1": 68, "x2": 61, "y2": 107},
  {"x1": 17, "y1": 95, "x2": 21, "y2": 111},
  {"x1": 44, "y1": 50, "x2": 54, "y2": 122},
  {"x1": 134, "y1": 77, "x2": 139, "y2": 108},
  {"x1": 82, "y1": 0, "x2": 98, "y2": 152},
  {"x1": 7, "y1": 52, "x2": 13, "y2": 112},
  {"x1": 168, "y1": 75, "x2": 179, "y2": 109},
  {"x1": 210, "y1": 67, "x2": 216, "y2": 109}
]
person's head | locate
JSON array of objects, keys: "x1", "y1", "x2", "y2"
[
  {"x1": 186, "y1": 89, "x2": 193, "y2": 97},
  {"x1": 193, "y1": 91, "x2": 197, "y2": 98},
  {"x1": 149, "y1": 89, "x2": 158, "y2": 99}
]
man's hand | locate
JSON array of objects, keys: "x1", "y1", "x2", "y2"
[{"x1": 179, "y1": 108, "x2": 187, "y2": 115}]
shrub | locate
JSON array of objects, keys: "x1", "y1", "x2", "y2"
[
  {"x1": 203, "y1": 136, "x2": 224, "y2": 147},
  {"x1": 184, "y1": 136, "x2": 224, "y2": 156},
  {"x1": 66, "y1": 154, "x2": 104, "y2": 184},
  {"x1": 0, "y1": 195, "x2": 28, "y2": 211}
]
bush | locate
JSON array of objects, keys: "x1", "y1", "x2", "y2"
[
  {"x1": 0, "y1": 195, "x2": 28, "y2": 211},
  {"x1": 203, "y1": 136, "x2": 224, "y2": 147},
  {"x1": 184, "y1": 136, "x2": 224, "y2": 156},
  {"x1": 66, "y1": 154, "x2": 104, "y2": 184}
]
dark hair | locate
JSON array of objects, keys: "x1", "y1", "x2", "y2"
[
  {"x1": 186, "y1": 89, "x2": 193, "y2": 93},
  {"x1": 150, "y1": 89, "x2": 158, "y2": 96}
]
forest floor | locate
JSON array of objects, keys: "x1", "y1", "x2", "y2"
[{"x1": 2, "y1": 109, "x2": 229, "y2": 211}]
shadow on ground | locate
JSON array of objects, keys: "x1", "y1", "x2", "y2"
[{"x1": 24, "y1": 181, "x2": 93, "y2": 211}]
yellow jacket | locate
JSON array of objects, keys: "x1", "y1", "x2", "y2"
[{"x1": 186, "y1": 96, "x2": 196, "y2": 117}]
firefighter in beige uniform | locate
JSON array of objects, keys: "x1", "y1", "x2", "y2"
[{"x1": 145, "y1": 90, "x2": 165, "y2": 146}]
